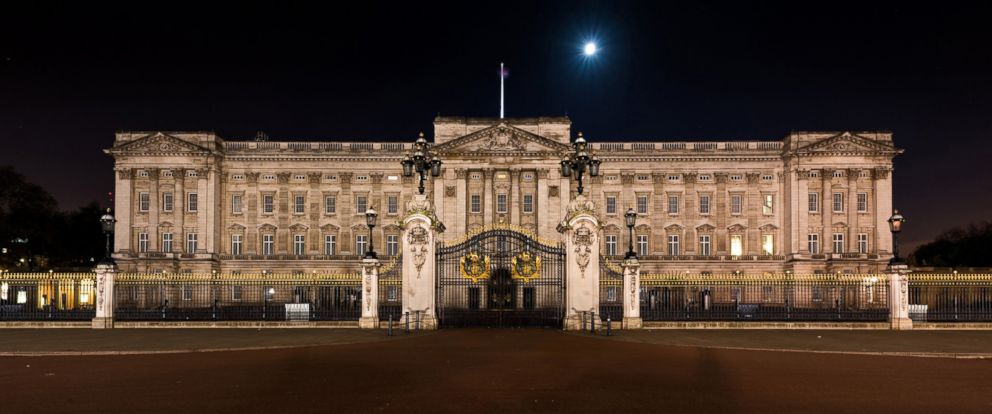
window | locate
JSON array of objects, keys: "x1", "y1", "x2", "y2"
[
  {"x1": 668, "y1": 195, "x2": 679, "y2": 214},
  {"x1": 667, "y1": 235, "x2": 679, "y2": 256},
  {"x1": 162, "y1": 192, "x2": 173, "y2": 212},
  {"x1": 387, "y1": 286, "x2": 398, "y2": 301},
  {"x1": 186, "y1": 232, "x2": 198, "y2": 253},
  {"x1": 387, "y1": 196, "x2": 398, "y2": 214},
  {"x1": 606, "y1": 286, "x2": 618, "y2": 302},
  {"x1": 762, "y1": 234, "x2": 774, "y2": 255},
  {"x1": 232, "y1": 286, "x2": 243, "y2": 301},
  {"x1": 606, "y1": 196, "x2": 617, "y2": 214},
  {"x1": 698, "y1": 174, "x2": 712, "y2": 182},
  {"x1": 232, "y1": 195, "x2": 243, "y2": 214},
  {"x1": 522, "y1": 194, "x2": 534, "y2": 214},
  {"x1": 294, "y1": 234, "x2": 305, "y2": 255},
  {"x1": 386, "y1": 235, "x2": 399, "y2": 256},
  {"x1": 699, "y1": 195, "x2": 711, "y2": 214},
  {"x1": 606, "y1": 235, "x2": 617, "y2": 256},
  {"x1": 638, "y1": 235, "x2": 649, "y2": 256},
  {"x1": 832, "y1": 233, "x2": 845, "y2": 253},
  {"x1": 496, "y1": 193, "x2": 508, "y2": 213},
  {"x1": 470, "y1": 194, "x2": 481, "y2": 213},
  {"x1": 699, "y1": 235, "x2": 711, "y2": 256},
  {"x1": 858, "y1": 234, "x2": 869, "y2": 254},
  {"x1": 232, "y1": 234, "x2": 243, "y2": 255},
  {"x1": 138, "y1": 193, "x2": 150, "y2": 212},
  {"x1": 808, "y1": 234, "x2": 820, "y2": 254},
  {"x1": 294, "y1": 195, "x2": 305, "y2": 214},
  {"x1": 857, "y1": 193, "x2": 868, "y2": 213},
  {"x1": 182, "y1": 285, "x2": 193, "y2": 301},
  {"x1": 355, "y1": 195, "x2": 367, "y2": 214},
  {"x1": 187, "y1": 192, "x2": 198, "y2": 212},
  {"x1": 324, "y1": 235, "x2": 336, "y2": 255},
  {"x1": 263, "y1": 195, "x2": 274, "y2": 214},
  {"x1": 161, "y1": 233, "x2": 173, "y2": 252},
  {"x1": 808, "y1": 193, "x2": 819, "y2": 213},
  {"x1": 138, "y1": 232, "x2": 149, "y2": 253},
  {"x1": 762, "y1": 194, "x2": 774, "y2": 215},
  {"x1": 637, "y1": 196, "x2": 648, "y2": 214},
  {"x1": 731, "y1": 194, "x2": 743, "y2": 215},
  {"x1": 730, "y1": 235, "x2": 743, "y2": 256},
  {"x1": 832, "y1": 193, "x2": 844, "y2": 213},
  {"x1": 325, "y1": 196, "x2": 336, "y2": 214},
  {"x1": 262, "y1": 234, "x2": 274, "y2": 256},
  {"x1": 730, "y1": 174, "x2": 743, "y2": 182},
  {"x1": 356, "y1": 235, "x2": 367, "y2": 256}
]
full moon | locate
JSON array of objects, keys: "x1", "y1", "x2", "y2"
[{"x1": 583, "y1": 42, "x2": 597, "y2": 56}]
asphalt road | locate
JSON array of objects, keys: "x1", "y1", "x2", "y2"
[{"x1": 2, "y1": 329, "x2": 990, "y2": 413}]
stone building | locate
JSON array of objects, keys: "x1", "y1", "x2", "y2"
[{"x1": 105, "y1": 116, "x2": 901, "y2": 275}]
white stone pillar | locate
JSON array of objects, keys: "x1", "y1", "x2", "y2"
[
  {"x1": 401, "y1": 194, "x2": 443, "y2": 329},
  {"x1": 92, "y1": 263, "x2": 117, "y2": 329},
  {"x1": 559, "y1": 195, "x2": 600, "y2": 330},
  {"x1": 359, "y1": 258, "x2": 380, "y2": 329},
  {"x1": 889, "y1": 263, "x2": 912, "y2": 330},
  {"x1": 622, "y1": 257, "x2": 642, "y2": 329}
]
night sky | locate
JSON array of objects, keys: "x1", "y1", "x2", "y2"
[{"x1": 2, "y1": 2, "x2": 991, "y2": 253}]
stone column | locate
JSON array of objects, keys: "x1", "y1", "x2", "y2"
[
  {"x1": 821, "y1": 169, "x2": 832, "y2": 254},
  {"x1": 174, "y1": 169, "x2": 185, "y2": 254},
  {"x1": 874, "y1": 168, "x2": 893, "y2": 256},
  {"x1": 796, "y1": 169, "x2": 810, "y2": 254},
  {"x1": 621, "y1": 257, "x2": 642, "y2": 329},
  {"x1": 510, "y1": 169, "x2": 520, "y2": 225},
  {"x1": 558, "y1": 195, "x2": 600, "y2": 330},
  {"x1": 454, "y1": 169, "x2": 468, "y2": 237},
  {"x1": 888, "y1": 263, "x2": 912, "y2": 330},
  {"x1": 359, "y1": 258, "x2": 380, "y2": 329},
  {"x1": 114, "y1": 169, "x2": 133, "y2": 254},
  {"x1": 148, "y1": 169, "x2": 160, "y2": 251},
  {"x1": 401, "y1": 194, "x2": 443, "y2": 329},
  {"x1": 197, "y1": 168, "x2": 209, "y2": 254},
  {"x1": 847, "y1": 169, "x2": 858, "y2": 254},
  {"x1": 92, "y1": 263, "x2": 117, "y2": 329},
  {"x1": 483, "y1": 168, "x2": 493, "y2": 226},
  {"x1": 536, "y1": 168, "x2": 550, "y2": 237}
]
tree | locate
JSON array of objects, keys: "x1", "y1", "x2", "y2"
[{"x1": 911, "y1": 222, "x2": 992, "y2": 267}]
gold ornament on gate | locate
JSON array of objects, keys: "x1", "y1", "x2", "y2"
[
  {"x1": 460, "y1": 251, "x2": 490, "y2": 283},
  {"x1": 512, "y1": 251, "x2": 542, "y2": 283}
]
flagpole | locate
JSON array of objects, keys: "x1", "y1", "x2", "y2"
[{"x1": 500, "y1": 62, "x2": 504, "y2": 119}]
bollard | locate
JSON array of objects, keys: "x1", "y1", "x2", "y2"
[
  {"x1": 405, "y1": 312, "x2": 410, "y2": 334},
  {"x1": 388, "y1": 314, "x2": 393, "y2": 336},
  {"x1": 607, "y1": 315, "x2": 612, "y2": 336}
]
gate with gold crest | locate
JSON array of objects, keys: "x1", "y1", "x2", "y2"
[{"x1": 436, "y1": 225, "x2": 565, "y2": 328}]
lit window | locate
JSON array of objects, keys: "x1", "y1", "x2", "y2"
[
  {"x1": 232, "y1": 234, "x2": 243, "y2": 255},
  {"x1": 808, "y1": 234, "x2": 820, "y2": 254},
  {"x1": 731, "y1": 194, "x2": 743, "y2": 215},
  {"x1": 761, "y1": 234, "x2": 774, "y2": 255},
  {"x1": 522, "y1": 194, "x2": 534, "y2": 214},
  {"x1": 386, "y1": 235, "x2": 398, "y2": 256},
  {"x1": 762, "y1": 194, "x2": 774, "y2": 215},
  {"x1": 699, "y1": 235, "x2": 711, "y2": 256},
  {"x1": 138, "y1": 193, "x2": 150, "y2": 212},
  {"x1": 857, "y1": 193, "x2": 868, "y2": 213},
  {"x1": 470, "y1": 194, "x2": 481, "y2": 213},
  {"x1": 808, "y1": 193, "x2": 819, "y2": 213},
  {"x1": 730, "y1": 235, "x2": 743, "y2": 256},
  {"x1": 638, "y1": 235, "x2": 649, "y2": 256},
  {"x1": 606, "y1": 196, "x2": 617, "y2": 214},
  {"x1": 667, "y1": 235, "x2": 679, "y2": 256},
  {"x1": 232, "y1": 195, "x2": 243, "y2": 214},
  {"x1": 138, "y1": 233, "x2": 148, "y2": 253},
  {"x1": 356, "y1": 235, "x2": 367, "y2": 256},
  {"x1": 325, "y1": 196, "x2": 336, "y2": 214},
  {"x1": 324, "y1": 234, "x2": 336, "y2": 255},
  {"x1": 606, "y1": 235, "x2": 617, "y2": 256},
  {"x1": 294, "y1": 234, "x2": 305, "y2": 255},
  {"x1": 263, "y1": 195, "x2": 274, "y2": 213}
]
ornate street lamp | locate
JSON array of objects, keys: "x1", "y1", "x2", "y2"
[
  {"x1": 401, "y1": 132, "x2": 443, "y2": 195},
  {"x1": 560, "y1": 132, "x2": 600, "y2": 195},
  {"x1": 624, "y1": 207, "x2": 637, "y2": 259},
  {"x1": 99, "y1": 208, "x2": 116, "y2": 265},
  {"x1": 887, "y1": 209, "x2": 905, "y2": 265},
  {"x1": 364, "y1": 207, "x2": 378, "y2": 259}
]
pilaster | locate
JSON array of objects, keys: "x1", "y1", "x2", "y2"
[
  {"x1": 91, "y1": 263, "x2": 117, "y2": 329},
  {"x1": 621, "y1": 258, "x2": 642, "y2": 329},
  {"x1": 558, "y1": 195, "x2": 600, "y2": 330},
  {"x1": 359, "y1": 258, "x2": 381, "y2": 329},
  {"x1": 889, "y1": 264, "x2": 912, "y2": 330},
  {"x1": 401, "y1": 194, "x2": 444, "y2": 329}
]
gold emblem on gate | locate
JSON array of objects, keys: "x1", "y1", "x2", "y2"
[
  {"x1": 511, "y1": 251, "x2": 542, "y2": 283},
  {"x1": 460, "y1": 251, "x2": 490, "y2": 283}
]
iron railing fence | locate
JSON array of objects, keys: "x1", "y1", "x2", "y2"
[
  {"x1": 599, "y1": 258, "x2": 624, "y2": 321},
  {"x1": 640, "y1": 274, "x2": 890, "y2": 322},
  {"x1": 113, "y1": 273, "x2": 361, "y2": 321},
  {"x1": 908, "y1": 274, "x2": 992, "y2": 322},
  {"x1": 378, "y1": 254, "x2": 403, "y2": 323},
  {"x1": 0, "y1": 273, "x2": 97, "y2": 320}
]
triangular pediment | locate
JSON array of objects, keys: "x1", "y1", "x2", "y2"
[
  {"x1": 109, "y1": 132, "x2": 211, "y2": 156},
  {"x1": 433, "y1": 123, "x2": 570, "y2": 155},
  {"x1": 794, "y1": 132, "x2": 897, "y2": 156}
]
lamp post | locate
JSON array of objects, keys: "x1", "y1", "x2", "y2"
[
  {"x1": 559, "y1": 132, "x2": 600, "y2": 195},
  {"x1": 365, "y1": 208, "x2": 378, "y2": 259},
  {"x1": 887, "y1": 209, "x2": 905, "y2": 265},
  {"x1": 401, "y1": 132, "x2": 443, "y2": 195},
  {"x1": 99, "y1": 208, "x2": 116, "y2": 266},
  {"x1": 624, "y1": 207, "x2": 637, "y2": 259}
]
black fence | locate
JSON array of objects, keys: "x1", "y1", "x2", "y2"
[
  {"x1": 908, "y1": 274, "x2": 992, "y2": 322},
  {"x1": 378, "y1": 255, "x2": 403, "y2": 323},
  {"x1": 113, "y1": 274, "x2": 362, "y2": 321},
  {"x1": 599, "y1": 258, "x2": 624, "y2": 321},
  {"x1": 0, "y1": 274, "x2": 97, "y2": 321},
  {"x1": 641, "y1": 274, "x2": 890, "y2": 322}
]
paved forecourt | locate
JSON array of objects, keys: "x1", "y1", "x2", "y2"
[{"x1": 2, "y1": 329, "x2": 992, "y2": 413}]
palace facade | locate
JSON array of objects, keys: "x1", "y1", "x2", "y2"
[{"x1": 106, "y1": 116, "x2": 901, "y2": 275}]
